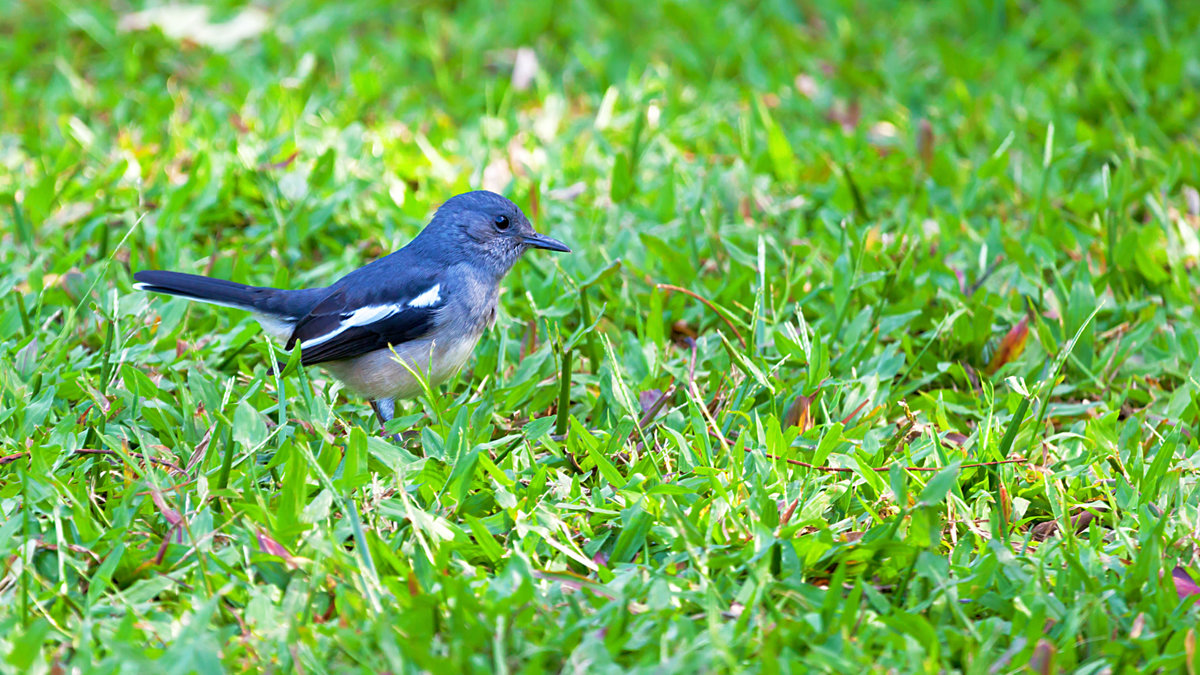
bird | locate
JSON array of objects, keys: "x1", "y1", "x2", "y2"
[{"x1": 133, "y1": 190, "x2": 570, "y2": 439}]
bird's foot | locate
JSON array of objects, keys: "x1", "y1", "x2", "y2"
[{"x1": 370, "y1": 398, "x2": 404, "y2": 444}]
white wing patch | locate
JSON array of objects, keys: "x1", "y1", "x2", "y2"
[
  {"x1": 301, "y1": 303, "x2": 402, "y2": 349},
  {"x1": 254, "y1": 314, "x2": 297, "y2": 342},
  {"x1": 408, "y1": 284, "x2": 441, "y2": 308},
  {"x1": 298, "y1": 286, "x2": 441, "y2": 350}
]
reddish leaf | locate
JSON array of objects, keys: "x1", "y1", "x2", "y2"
[
  {"x1": 637, "y1": 387, "x2": 674, "y2": 429},
  {"x1": 987, "y1": 316, "x2": 1029, "y2": 375},
  {"x1": 783, "y1": 393, "x2": 815, "y2": 431},
  {"x1": 1186, "y1": 628, "x2": 1197, "y2": 675},
  {"x1": 1174, "y1": 566, "x2": 1200, "y2": 600},
  {"x1": 256, "y1": 528, "x2": 297, "y2": 568},
  {"x1": 186, "y1": 424, "x2": 215, "y2": 475},
  {"x1": 529, "y1": 181, "x2": 540, "y2": 220},
  {"x1": 999, "y1": 483, "x2": 1011, "y2": 529},
  {"x1": 953, "y1": 267, "x2": 967, "y2": 294},
  {"x1": 779, "y1": 497, "x2": 800, "y2": 528},
  {"x1": 917, "y1": 118, "x2": 934, "y2": 170},
  {"x1": 229, "y1": 113, "x2": 249, "y2": 134},
  {"x1": 1029, "y1": 639, "x2": 1056, "y2": 675},
  {"x1": 258, "y1": 150, "x2": 298, "y2": 171},
  {"x1": 942, "y1": 431, "x2": 969, "y2": 447},
  {"x1": 639, "y1": 389, "x2": 666, "y2": 415},
  {"x1": 149, "y1": 488, "x2": 182, "y2": 527}
]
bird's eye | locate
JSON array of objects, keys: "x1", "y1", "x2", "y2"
[{"x1": 494, "y1": 215, "x2": 510, "y2": 230}]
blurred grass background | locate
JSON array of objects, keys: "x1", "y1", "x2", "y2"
[{"x1": 4, "y1": 0, "x2": 1200, "y2": 671}]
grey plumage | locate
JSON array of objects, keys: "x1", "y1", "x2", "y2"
[{"x1": 133, "y1": 190, "x2": 570, "y2": 437}]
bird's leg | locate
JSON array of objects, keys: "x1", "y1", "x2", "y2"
[{"x1": 369, "y1": 398, "x2": 402, "y2": 444}]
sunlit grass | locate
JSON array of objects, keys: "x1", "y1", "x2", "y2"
[{"x1": 3, "y1": 0, "x2": 1200, "y2": 671}]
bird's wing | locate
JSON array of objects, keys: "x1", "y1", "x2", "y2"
[{"x1": 286, "y1": 275, "x2": 445, "y2": 366}]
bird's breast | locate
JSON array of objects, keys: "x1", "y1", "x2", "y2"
[
  {"x1": 318, "y1": 332, "x2": 484, "y2": 402},
  {"x1": 317, "y1": 270, "x2": 500, "y2": 402}
]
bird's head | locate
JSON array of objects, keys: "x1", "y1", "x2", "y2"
[{"x1": 422, "y1": 190, "x2": 570, "y2": 278}]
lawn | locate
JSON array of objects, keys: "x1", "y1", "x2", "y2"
[{"x1": 3, "y1": 0, "x2": 1200, "y2": 672}]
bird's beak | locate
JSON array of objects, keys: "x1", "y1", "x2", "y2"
[{"x1": 523, "y1": 232, "x2": 571, "y2": 253}]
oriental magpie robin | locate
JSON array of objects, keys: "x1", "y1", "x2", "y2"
[{"x1": 134, "y1": 190, "x2": 570, "y2": 438}]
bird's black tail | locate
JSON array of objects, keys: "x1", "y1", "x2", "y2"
[
  {"x1": 133, "y1": 270, "x2": 275, "y2": 312},
  {"x1": 133, "y1": 269, "x2": 331, "y2": 327}
]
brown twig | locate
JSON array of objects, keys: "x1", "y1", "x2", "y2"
[
  {"x1": 755, "y1": 449, "x2": 1028, "y2": 473},
  {"x1": 966, "y1": 255, "x2": 1004, "y2": 296},
  {"x1": 0, "y1": 448, "x2": 184, "y2": 474},
  {"x1": 134, "y1": 480, "x2": 198, "y2": 497},
  {"x1": 839, "y1": 399, "x2": 871, "y2": 426},
  {"x1": 656, "y1": 283, "x2": 747, "y2": 348},
  {"x1": 715, "y1": 428, "x2": 1027, "y2": 472},
  {"x1": 531, "y1": 570, "x2": 616, "y2": 599},
  {"x1": 636, "y1": 383, "x2": 676, "y2": 430}
]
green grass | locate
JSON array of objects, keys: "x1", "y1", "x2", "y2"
[{"x1": 4, "y1": 0, "x2": 1200, "y2": 671}]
